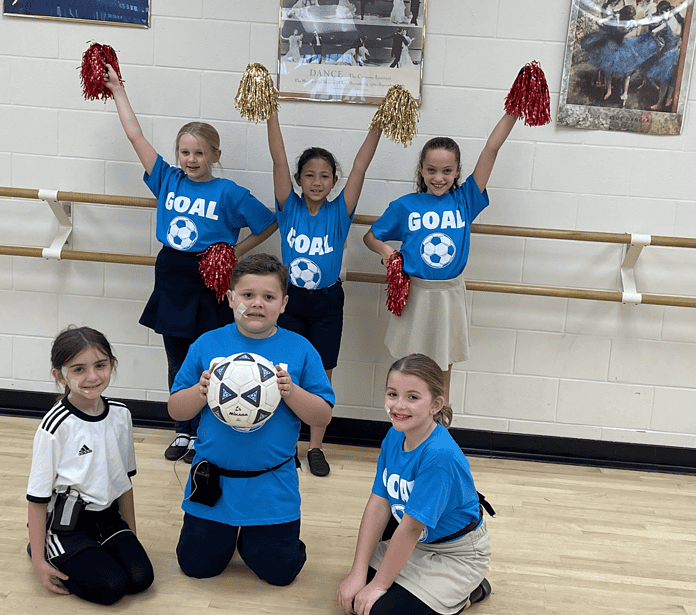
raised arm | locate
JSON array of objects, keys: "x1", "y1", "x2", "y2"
[
  {"x1": 104, "y1": 64, "x2": 158, "y2": 175},
  {"x1": 343, "y1": 128, "x2": 382, "y2": 216},
  {"x1": 267, "y1": 112, "x2": 294, "y2": 209},
  {"x1": 472, "y1": 113, "x2": 517, "y2": 194}
]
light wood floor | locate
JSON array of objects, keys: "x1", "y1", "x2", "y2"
[{"x1": 3, "y1": 415, "x2": 696, "y2": 614}]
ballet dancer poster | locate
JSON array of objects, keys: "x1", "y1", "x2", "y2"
[
  {"x1": 3, "y1": 0, "x2": 149, "y2": 27},
  {"x1": 277, "y1": 0, "x2": 426, "y2": 104},
  {"x1": 558, "y1": 0, "x2": 696, "y2": 135}
]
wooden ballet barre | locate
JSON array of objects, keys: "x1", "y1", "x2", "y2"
[
  {"x1": 355, "y1": 215, "x2": 696, "y2": 249},
  {"x1": 0, "y1": 244, "x2": 156, "y2": 266},
  {"x1": 0, "y1": 187, "x2": 157, "y2": 209},
  {"x1": 3, "y1": 186, "x2": 696, "y2": 248},
  {"x1": 345, "y1": 272, "x2": 696, "y2": 308},
  {"x1": 2, "y1": 243, "x2": 696, "y2": 308}
]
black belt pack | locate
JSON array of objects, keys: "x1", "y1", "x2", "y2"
[
  {"x1": 189, "y1": 456, "x2": 294, "y2": 507},
  {"x1": 50, "y1": 488, "x2": 87, "y2": 532}
]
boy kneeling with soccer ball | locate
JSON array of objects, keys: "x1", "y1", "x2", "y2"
[{"x1": 168, "y1": 253, "x2": 334, "y2": 584}]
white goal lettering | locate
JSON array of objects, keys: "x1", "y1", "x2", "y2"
[
  {"x1": 408, "y1": 210, "x2": 465, "y2": 232},
  {"x1": 163, "y1": 192, "x2": 217, "y2": 219}
]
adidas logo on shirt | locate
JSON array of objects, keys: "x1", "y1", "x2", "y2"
[{"x1": 78, "y1": 444, "x2": 92, "y2": 456}]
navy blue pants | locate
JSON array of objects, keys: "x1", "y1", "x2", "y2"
[
  {"x1": 277, "y1": 281, "x2": 344, "y2": 371},
  {"x1": 176, "y1": 514, "x2": 306, "y2": 586},
  {"x1": 163, "y1": 335, "x2": 200, "y2": 436}
]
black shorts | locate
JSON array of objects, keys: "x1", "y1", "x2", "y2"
[
  {"x1": 45, "y1": 501, "x2": 133, "y2": 567},
  {"x1": 277, "y1": 281, "x2": 345, "y2": 371}
]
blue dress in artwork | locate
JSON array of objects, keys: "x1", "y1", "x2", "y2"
[
  {"x1": 581, "y1": 17, "x2": 661, "y2": 76},
  {"x1": 641, "y1": 21, "x2": 681, "y2": 84}
]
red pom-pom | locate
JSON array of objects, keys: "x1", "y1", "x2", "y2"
[
  {"x1": 504, "y1": 61, "x2": 550, "y2": 127},
  {"x1": 198, "y1": 243, "x2": 237, "y2": 302},
  {"x1": 80, "y1": 42, "x2": 123, "y2": 101},
  {"x1": 385, "y1": 252, "x2": 410, "y2": 317}
]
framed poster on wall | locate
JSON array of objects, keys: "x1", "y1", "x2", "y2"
[
  {"x1": 558, "y1": 0, "x2": 695, "y2": 135},
  {"x1": 3, "y1": 0, "x2": 150, "y2": 27},
  {"x1": 277, "y1": 0, "x2": 426, "y2": 104}
]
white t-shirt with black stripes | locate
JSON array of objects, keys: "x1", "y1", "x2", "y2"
[{"x1": 26, "y1": 396, "x2": 137, "y2": 513}]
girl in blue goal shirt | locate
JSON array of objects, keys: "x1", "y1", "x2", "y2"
[
  {"x1": 105, "y1": 66, "x2": 277, "y2": 463},
  {"x1": 266, "y1": 110, "x2": 382, "y2": 476},
  {"x1": 364, "y1": 114, "x2": 517, "y2": 402}
]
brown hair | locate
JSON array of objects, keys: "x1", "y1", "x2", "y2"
[
  {"x1": 387, "y1": 354, "x2": 453, "y2": 427},
  {"x1": 229, "y1": 253, "x2": 289, "y2": 296},
  {"x1": 175, "y1": 122, "x2": 221, "y2": 165},
  {"x1": 415, "y1": 137, "x2": 462, "y2": 194},
  {"x1": 51, "y1": 326, "x2": 117, "y2": 400}
]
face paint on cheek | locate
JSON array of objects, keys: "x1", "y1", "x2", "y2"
[
  {"x1": 385, "y1": 405, "x2": 392, "y2": 419},
  {"x1": 235, "y1": 301, "x2": 247, "y2": 321},
  {"x1": 70, "y1": 379, "x2": 90, "y2": 395},
  {"x1": 61, "y1": 367, "x2": 90, "y2": 395}
]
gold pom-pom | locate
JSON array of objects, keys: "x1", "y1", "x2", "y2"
[
  {"x1": 235, "y1": 63, "x2": 280, "y2": 123},
  {"x1": 368, "y1": 84, "x2": 419, "y2": 146}
]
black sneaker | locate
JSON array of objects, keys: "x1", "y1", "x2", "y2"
[
  {"x1": 469, "y1": 578, "x2": 491, "y2": 605},
  {"x1": 182, "y1": 438, "x2": 196, "y2": 464},
  {"x1": 307, "y1": 448, "x2": 330, "y2": 477},
  {"x1": 164, "y1": 434, "x2": 190, "y2": 461}
]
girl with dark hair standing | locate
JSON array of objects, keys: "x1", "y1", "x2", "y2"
[
  {"x1": 266, "y1": 110, "x2": 382, "y2": 475},
  {"x1": 26, "y1": 327, "x2": 154, "y2": 605}
]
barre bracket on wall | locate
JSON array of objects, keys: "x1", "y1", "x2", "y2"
[
  {"x1": 39, "y1": 189, "x2": 72, "y2": 259},
  {"x1": 619, "y1": 234, "x2": 651, "y2": 305}
]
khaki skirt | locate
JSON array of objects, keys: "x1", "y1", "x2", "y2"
[
  {"x1": 370, "y1": 520, "x2": 490, "y2": 614},
  {"x1": 385, "y1": 272, "x2": 470, "y2": 370}
]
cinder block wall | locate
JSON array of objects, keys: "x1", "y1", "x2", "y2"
[{"x1": 1, "y1": 1, "x2": 696, "y2": 448}]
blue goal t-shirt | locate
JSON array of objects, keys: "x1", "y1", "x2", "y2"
[
  {"x1": 370, "y1": 174, "x2": 489, "y2": 280},
  {"x1": 171, "y1": 323, "x2": 335, "y2": 526},
  {"x1": 145, "y1": 155, "x2": 275, "y2": 252},
  {"x1": 276, "y1": 189, "x2": 353, "y2": 289},
  {"x1": 372, "y1": 423, "x2": 481, "y2": 544}
]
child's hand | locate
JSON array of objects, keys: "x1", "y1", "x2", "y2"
[
  {"x1": 336, "y1": 571, "x2": 367, "y2": 614},
  {"x1": 32, "y1": 556, "x2": 70, "y2": 595},
  {"x1": 353, "y1": 581, "x2": 388, "y2": 615},
  {"x1": 275, "y1": 365, "x2": 294, "y2": 399},
  {"x1": 103, "y1": 63, "x2": 123, "y2": 93},
  {"x1": 199, "y1": 364, "x2": 217, "y2": 399},
  {"x1": 381, "y1": 246, "x2": 396, "y2": 268}
]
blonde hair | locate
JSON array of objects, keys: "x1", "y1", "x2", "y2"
[
  {"x1": 387, "y1": 354, "x2": 453, "y2": 428},
  {"x1": 174, "y1": 122, "x2": 221, "y2": 167}
]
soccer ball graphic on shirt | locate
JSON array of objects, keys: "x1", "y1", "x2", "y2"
[
  {"x1": 420, "y1": 232, "x2": 456, "y2": 268},
  {"x1": 207, "y1": 353, "x2": 282, "y2": 432},
  {"x1": 166, "y1": 216, "x2": 199, "y2": 250},
  {"x1": 289, "y1": 257, "x2": 321, "y2": 289}
]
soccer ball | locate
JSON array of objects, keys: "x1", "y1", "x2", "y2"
[
  {"x1": 420, "y1": 232, "x2": 456, "y2": 268},
  {"x1": 289, "y1": 257, "x2": 321, "y2": 289},
  {"x1": 167, "y1": 216, "x2": 199, "y2": 250},
  {"x1": 207, "y1": 352, "x2": 282, "y2": 432}
]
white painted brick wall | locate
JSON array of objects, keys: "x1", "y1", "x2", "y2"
[{"x1": 2, "y1": 1, "x2": 696, "y2": 447}]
